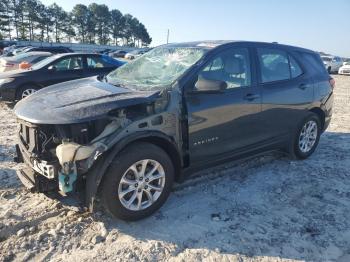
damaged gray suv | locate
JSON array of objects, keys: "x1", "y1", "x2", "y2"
[{"x1": 14, "y1": 41, "x2": 334, "y2": 221}]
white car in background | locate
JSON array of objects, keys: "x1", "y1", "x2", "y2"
[
  {"x1": 321, "y1": 56, "x2": 343, "y2": 74},
  {"x1": 338, "y1": 62, "x2": 350, "y2": 75},
  {"x1": 0, "y1": 51, "x2": 52, "y2": 72}
]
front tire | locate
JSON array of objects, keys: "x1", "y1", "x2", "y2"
[
  {"x1": 101, "y1": 142, "x2": 174, "y2": 221},
  {"x1": 17, "y1": 85, "x2": 39, "y2": 100},
  {"x1": 289, "y1": 113, "x2": 321, "y2": 159}
]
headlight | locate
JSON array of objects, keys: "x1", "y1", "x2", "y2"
[{"x1": 0, "y1": 78, "x2": 14, "y2": 85}]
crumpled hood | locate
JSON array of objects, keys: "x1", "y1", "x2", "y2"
[{"x1": 14, "y1": 76, "x2": 159, "y2": 124}]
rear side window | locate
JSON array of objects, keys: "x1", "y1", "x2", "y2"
[
  {"x1": 258, "y1": 48, "x2": 303, "y2": 83},
  {"x1": 300, "y1": 52, "x2": 327, "y2": 75},
  {"x1": 87, "y1": 56, "x2": 112, "y2": 68}
]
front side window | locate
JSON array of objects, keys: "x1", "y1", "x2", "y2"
[
  {"x1": 52, "y1": 56, "x2": 83, "y2": 71},
  {"x1": 258, "y1": 48, "x2": 303, "y2": 83},
  {"x1": 198, "y1": 48, "x2": 251, "y2": 89}
]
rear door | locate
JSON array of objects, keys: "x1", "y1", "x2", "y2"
[
  {"x1": 257, "y1": 47, "x2": 314, "y2": 141},
  {"x1": 41, "y1": 55, "x2": 84, "y2": 86},
  {"x1": 185, "y1": 46, "x2": 263, "y2": 163}
]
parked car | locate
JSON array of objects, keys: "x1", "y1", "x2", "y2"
[
  {"x1": 13, "y1": 41, "x2": 333, "y2": 221},
  {"x1": 321, "y1": 55, "x2": 343, "y2": 73},
  {"x1": 98, "y1": 48, "x2": 112, "y2": 54},
  {"x1": 0, "y1": 53, "x2": 125, "y2": 101},
  {"x1": 338, "y1": 62, "x2": 350, "y2": 75},
  {"x1": 110, "y1": 50, "x2": 127, "y2": 58},
  {"x1": 125, "y1": 50, "x2": 146, "y2": 60},
  {"x1": 0, "y1": 51, "x2": 52, "y2": 72},
  {"x1": 0, "y1": 45, "x2": 30, "y2": 57},
  {"x1": 343, "y1": 59, "x2": 350, "y2": 66}
]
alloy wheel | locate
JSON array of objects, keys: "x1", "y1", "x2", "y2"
[
  {"x1": 118, "y1": 159, "x2": 166, "y2": 211},
  {"x1": 298, "y1": 120, "x2": 318, "y2": 153},
  {"x1": 21, "y1": 88, "x2": 37, "y2": 99}
]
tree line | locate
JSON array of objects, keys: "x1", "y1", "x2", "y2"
[{"x1": 0, "y1": 1, "x2": 152, "y2": 47}]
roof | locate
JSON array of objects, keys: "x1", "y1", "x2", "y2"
[{"x1": 163, "y1": 40, "x2": 316, "y2": 53}]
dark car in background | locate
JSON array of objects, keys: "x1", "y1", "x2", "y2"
[
  {"x1": 14, "y1": 41, "x2": 333, "y2": 221},
  {"x1": 0, "y1": 53, "x2": 125, "y2": 101}
]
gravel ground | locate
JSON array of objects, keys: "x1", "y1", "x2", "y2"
[{"x1": 0, "y1": 75, "x2": 350, "y2": 262}]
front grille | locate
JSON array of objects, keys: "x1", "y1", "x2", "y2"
[
  {"x1": 18, "y1": 120, "x2": 58, "y2": 161},
  {"x1": 19, "y1": 121, "x2": 41, "y2": 153}
]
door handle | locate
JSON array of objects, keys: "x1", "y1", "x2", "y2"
[{"x1": 244, "y1": 94, "x2": 260, "y2": 101}]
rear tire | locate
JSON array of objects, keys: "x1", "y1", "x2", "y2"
[
  {"x1": 101, "y1": 142, "x2": 174, "y2": 221},
  {"x1": 289, "y1": 113, "x2": 321, "y2": 160}
]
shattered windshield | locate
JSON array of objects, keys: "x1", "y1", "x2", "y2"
[{"x1": 107, "y1": 46, "x2": 207, "y2": 91}]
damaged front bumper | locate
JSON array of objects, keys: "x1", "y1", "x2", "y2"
[{"x1": 15, "y1": 143, "x2": 59, "y2": 193}]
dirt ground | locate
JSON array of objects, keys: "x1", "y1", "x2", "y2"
[{"x1": 0, "y1": 75, "x2": 350, "y2": 262}]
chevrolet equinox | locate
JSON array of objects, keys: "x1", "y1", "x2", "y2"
[{"x1": 14, "y1": 41, "x2": 334, "y2": 221}]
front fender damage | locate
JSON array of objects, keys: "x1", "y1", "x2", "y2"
[{"x1": 53, "y1": 90, "x2": 183, "y2": 210}]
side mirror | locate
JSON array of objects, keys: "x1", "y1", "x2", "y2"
[
  {"x1": 47, "y1": 65, "x2": 57, "y2": 72},
  {"x1": 194, "y1": 78, "x2": 227, "y2": 92}
]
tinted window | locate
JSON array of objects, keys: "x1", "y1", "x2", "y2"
[
  {"x1": 198, "y1": 48, "x2": 251, "y2": 89},
  {"x1": 87, "y1": 56, "x2": 112, "y2": 68},
  {"x1": 301, "y1": 52, "x2": 327, "y2": 75},
  {"x1": 258, "y1": 48, "x2": 290, "y2": 82},
  {"x1": 52, "y1": 56, "x2": 83, "y2": 71},
  {"x1": 289, "y1": 55, "x2": 302, "y2": 78},
  {"x1": 258, "y1": 48, "x2": 304, "y2": 82}
]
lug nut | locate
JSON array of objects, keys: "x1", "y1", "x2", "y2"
[
  {"x1": 138, "y1": 189, "x2": 142, "y2": 193},
  {"x1": 145, "y1": 178, "x2": 149, "y2": 182},
  {"x1": 134, "y1": 183, "x2": 138, "y2": 188},
  {"x1": 139, "y1": 177, "x2": 143, "y2": 181},
  {"x1": 144, "y1": 185, "x2": 148, "y2": 189}
]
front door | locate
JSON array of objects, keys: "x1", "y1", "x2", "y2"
[{"x1": 185, "y1": 47, "x2": 263, "y2": 164}]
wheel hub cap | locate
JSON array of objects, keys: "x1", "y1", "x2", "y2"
[
  {"x1": 298, "y1": 120, "x2": 318, "y2": 153},
  {"x1": 22, "y1": 89, "x2": 37, "y2": 99},
  {"x1": 118, "y1": 159, "x2": 165, "y2": 211}
]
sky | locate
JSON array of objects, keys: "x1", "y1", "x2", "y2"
[{"x1": 42, "y1": 0, "x2": 350, "y2": 57}]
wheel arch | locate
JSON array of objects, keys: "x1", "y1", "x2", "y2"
[
  {"x1": 85, "y1": 131, "x2": 183, "y2": 211},
  {"x1": 309, "y1": 107, "x2": 325, "y2": 130},
  {"x1": 16, "y1": 82, "x2": 42, "y2": 99}
]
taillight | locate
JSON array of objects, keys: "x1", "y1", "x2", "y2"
[
  {"x1": 329, "y1": 78, "x2": 335, "y2": 90},
  {"x1": 4, "y1": 63, "x2": 14, "y2": 67}
]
